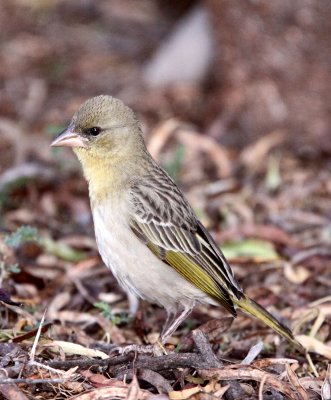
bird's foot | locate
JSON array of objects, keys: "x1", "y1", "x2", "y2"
[{"x1": 112, "y1": 341, "x2": 167, "y2": 356}]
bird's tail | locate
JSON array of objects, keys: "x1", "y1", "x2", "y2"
[{"x1": 232, "y1": 293, "x2": 304, "y2": 351}]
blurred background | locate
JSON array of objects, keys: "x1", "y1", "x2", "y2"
[
  {"x1": 0, "y1": 0, "x2": 331, "y2": 376},
  {"x1": 1, "y1": 0, "x2": 330, "y2": 169}
]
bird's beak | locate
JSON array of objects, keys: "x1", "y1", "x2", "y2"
[{"x1": 51, "y1": 125, "x2": 88, "y2": 148}]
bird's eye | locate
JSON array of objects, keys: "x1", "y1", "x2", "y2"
[{"x1": 88, "y1": 127, "x2": 101, "y2": 136}]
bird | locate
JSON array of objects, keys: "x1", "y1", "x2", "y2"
[{"x1": 51, "y1": 95, "x2": 301, "y2": 351}]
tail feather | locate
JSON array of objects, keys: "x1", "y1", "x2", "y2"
[{"x1": 233, "y1": 293, "x2": 304, "y2": 351}]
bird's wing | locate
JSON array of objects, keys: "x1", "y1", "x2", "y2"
[{"x1": 129, "y1": 167, "x2": 242, "y2": 315}]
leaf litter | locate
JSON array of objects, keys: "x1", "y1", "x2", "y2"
[{"x1": 0, "y1": 1, "x2": 330, "y2": 398}]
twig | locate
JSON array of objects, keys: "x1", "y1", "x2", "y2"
[
  {"x1": 291, "y1": 247, "x2": 331, "y2": 266},
  {"x1": 199, "y1": 365, "x2": 303, "y2": 399},
  {"x1": 0, "y1": 378, "x2": 65, "y2": 385},
  {"x1": 46, "y1": 352, "x2": 217, "y2": 372},
  {"x1": 29, "y1": 361, "x2": 70, "y2": 375},
  {"x1": 258, "y1": 373, "x2": 268, "y2": 400},
  {"x1": 29, "y1": 309, "x2": 47, "y2": 363},
  {"x1": 241, "y1": 341, "x2": 264, "y2": 365},
  {"x1": 46, "y1": 329, "x2": 222, "y2": 373},
  {"x1": 305, "y1": 352, "x2": 319, "y2": 378},
  {"x1": 0, "y1": 370, "x2": 29, "y2": 400},
  {"x1": 0, "y1": 162, "x2": 55, "y2": 191},
  {"x1": 45, "y1": 354, "x2": 134, "y2": 370},
  {"x1": 192, "y1": 329, "x2": 222, "y2": 367}
]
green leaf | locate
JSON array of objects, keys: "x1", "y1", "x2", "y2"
[
  {"x1": 94, "y1": 302, "x2": 130, "y2": 325},
  {"x1": 222, "y1": 239, "x2": 279, "y2": 262},
  {"x1": 41, "y1": 237, "x2": 86, "y2": 262},
  {"x1": 9, "y1": 264, "x2": 21, "y2": 274},
  {"x1": 265, "y1": 154, "x2": 282, "y2": 191},
  {"x1": 4, "y1": 226, "x2": 39, "y2": 248},
  {"x1": 94, "y1": 302, "x2": 113, "y2": 318}
]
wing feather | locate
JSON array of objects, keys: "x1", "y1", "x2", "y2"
[{"x1": 129, "y1": 164, "x2": 243, "y2": 308}]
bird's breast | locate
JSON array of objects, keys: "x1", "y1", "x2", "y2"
[{"x1": 91, "y1": 199, "x2": 211, "y2": 310}]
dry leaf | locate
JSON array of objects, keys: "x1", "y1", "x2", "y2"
[
  {"x1": 127, "y1": 375, "x2": 141, "y2": 400},
  {"x1": 70, "y1": 385, "x2": 149, "y2": 400},
  {"x1": 322, "y1": 364, "x2": 331, "y2": 400},
  {"x1": 284, "y1": 263, "x2": 310, "y2": 284},
  {"x1": 45, "y1": 340, "x2": 109, "y2": 359},
  {"x1": 296, "y1": 335, "x2": 331, "y2": 359},
  {"x1": 168, "y1": 381, "x2": 220, "y2": 400},
  {"x1": 199, "y1": 364, "x2": 304, "y2": 399},
  {"x1": 286, "y1": 364, "x2": 308, "y2": 400},
  {"x1": 241, "y1": 341, "x2": 264, "y2": 365},
  {"x1": 299, "y1": 376, "x2": 323, "y2": 392},
  {"x1": 252, "y1": 358, "x2": 299, "y2": 369},
  {"x1": 169, "y1": 386, "x2": 201, "y2": 400},
  {"x1": 81, "y1": 370, "x2": 120, "y2": 388}
]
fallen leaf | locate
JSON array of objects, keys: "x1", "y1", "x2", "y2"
[
  {"x1": 127, "y1": 375, "x2": 140, "y2": 400},
  {"x1": 240, "y1": 130, "x2": 285, "y2": 170},
  {"x1": 169, "y1": 386, "x2": 201, "y2": 399},
  {"x1": 296, "y1": 335, "x2": 331, "y2": 359},
  {"x1": 80, "y1": 370, "x2": 120, "y2": 388},
  {"x1": 199, "y1": 364, "x2": 304, "y2": 399},
  {"x1": 241, "y1": 341, "x2": 264, "y2": 365},
  {"x1": 45, "y1": 340, "x2": 109, "y2": 359},
  {"x1": 222, "y1": 239, "x2": 279, "y2": 262},
  {"x1": 286, "y1": 364, "x2": 308, "y2": 400},
  {"x1": 252, "y1": 358, "x2": 299, "y2": 369},
  {"x1": 322, "y1": 364, "x2": 331, "y2": 400},
  {"x1": 70, "y1": 385, "x2": 149, "y2": 400},
  {"x1": 284, "y1": 262, "x2": 310, "y2": 284}
]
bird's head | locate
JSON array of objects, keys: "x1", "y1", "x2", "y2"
[{"x1": 51, "y1": 95, "x2": 143, "y2": 160}]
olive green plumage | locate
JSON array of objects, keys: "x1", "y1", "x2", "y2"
[{"x1": 51, "y1": 95, "x2": 301, "y2": 350}]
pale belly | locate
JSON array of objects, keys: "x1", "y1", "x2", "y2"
[{"x1": 92, "y1": 205, "x2": 211, "y2": 312}]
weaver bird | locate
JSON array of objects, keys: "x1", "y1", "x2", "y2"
[{"x1": 51, "y1": 95, "x2": 301, "y2": 351}]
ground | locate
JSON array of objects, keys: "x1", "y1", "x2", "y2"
[{"x1": 0, "y1": 1, "x2": 330, "y2": 399}]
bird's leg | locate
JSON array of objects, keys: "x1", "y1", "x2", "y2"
[
  {"x1": 126, "y1": 290, "x2": 139, "y2": 315},
  {"x1": 111, "y1": 306, "x2": 193, "y2": 356},
  {"x1": 159, "y1": 305, "x2": 193, "y2": 345}
]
